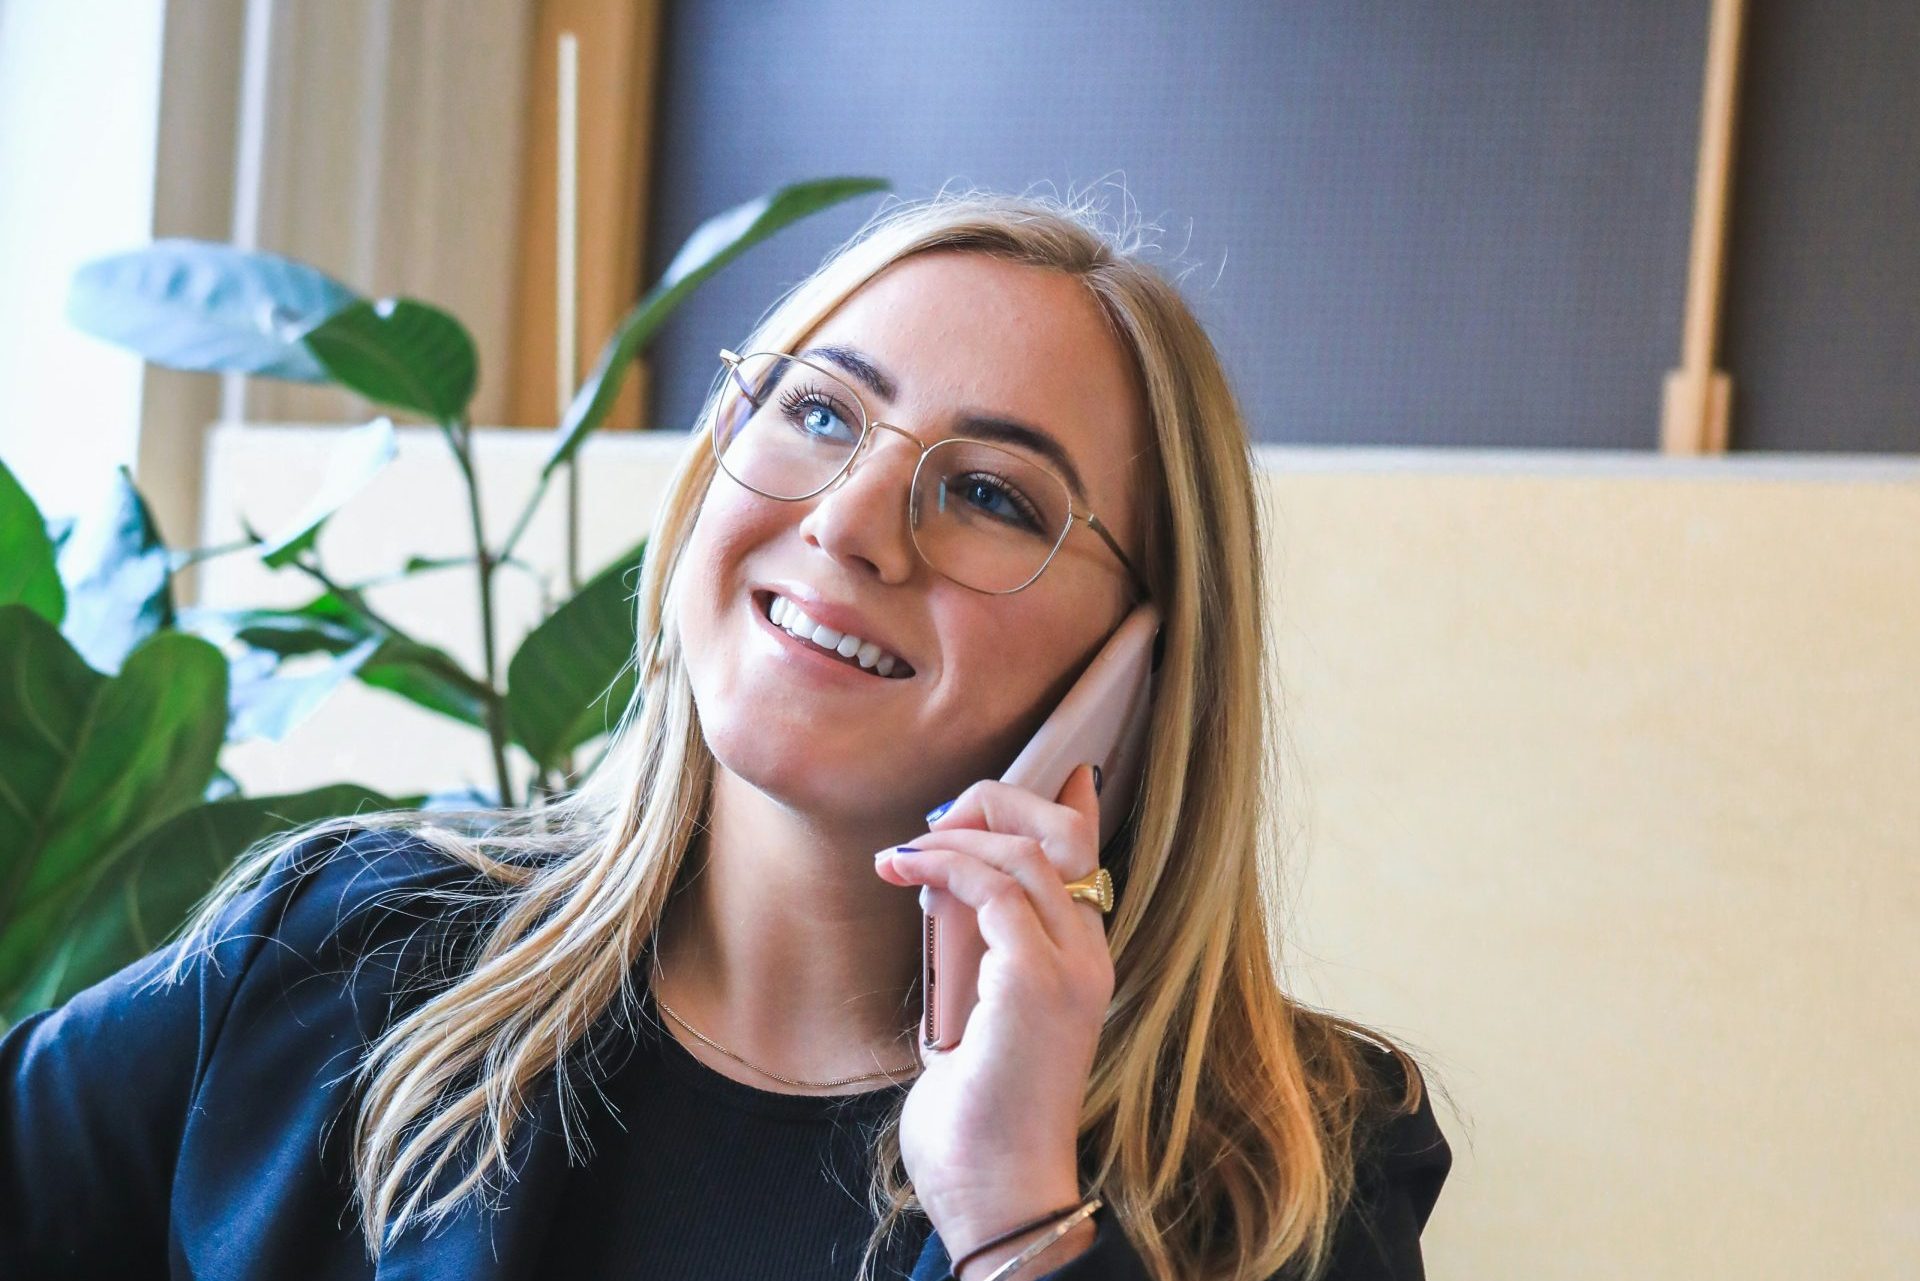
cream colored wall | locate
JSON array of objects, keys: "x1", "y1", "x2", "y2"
[
  {"x1": 1257, "y1": 447, "x2": 1919, "y2": 1278},
  {"x1": 201, "y1": 427, "x2": 1920, "y2": 1279}
]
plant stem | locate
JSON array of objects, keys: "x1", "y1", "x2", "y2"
[
  {"x1": 561, "y1": 453, "x2": 582, "y2": 782},
  {"x1": 289, "y1": 560, "x2": 414, "y2": 644},
  {"x1": 170, "y1": 535, "x2": 262, "y2": 569},
  {"x1": 446, "y1": 418, "x2": 517, "y2": 810},
  {"x1": 495, "y1": 465, "x2": 555, "y2": 567},
  {"x1": 282, "y1": 556, "x2": 492, "y2": 715},
  {"x1": 344, "y1": 551, "x2": 545, "y2": 592}
]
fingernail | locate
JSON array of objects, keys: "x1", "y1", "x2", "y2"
[
  {"x1": 924, "y1": 799, "x2": 954, "y2": 824},
  {"x1": 1091, "y1": 763, "x2": 1103, "y2": 796},
  {"x1": 896, "y1": 845, "x2": 920, "y2": 853}
]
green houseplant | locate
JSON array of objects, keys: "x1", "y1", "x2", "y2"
[{"x1": 0, "y1": 177, "x2": 888, "y2": 1026}]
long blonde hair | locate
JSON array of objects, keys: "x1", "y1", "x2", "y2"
[{"x1": 159, "y1": 185, "x2": 1442, "y2": 1281}]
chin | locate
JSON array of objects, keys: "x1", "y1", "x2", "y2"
[{"x1": 716, "y1": 743, "x2": 895, "y2": 828}]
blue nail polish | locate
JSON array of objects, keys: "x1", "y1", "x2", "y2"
[
  {"x1": 896, "y1": 845, "x2": 920, "y2": 853},
  {"x1": 924, "y1": 799, "x2": 954, "y2": 824},
  {"x1": 1092, "y1": 763, "x2": 1103, "y2": 795}
]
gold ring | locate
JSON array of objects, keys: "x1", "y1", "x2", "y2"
[{"x1": 1063, "y1": 867, "x2": 1113, "y2": 914}]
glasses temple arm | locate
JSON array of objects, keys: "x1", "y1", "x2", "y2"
[{"x1": 1082, "y1": 512, "x2": 1152, "y2": 602}]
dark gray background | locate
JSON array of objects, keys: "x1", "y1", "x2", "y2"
[{"x1": 642, "y1": 1, "x2": 1917, "y2": 452}]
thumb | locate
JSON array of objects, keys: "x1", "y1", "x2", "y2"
[{"x1": 1058, "y1": 760, "x2": 1102, "y2": 823}]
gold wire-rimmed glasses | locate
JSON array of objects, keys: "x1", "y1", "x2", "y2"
[{"x1": 710, "y1": 347, "x2": 1152, "y2": 598}]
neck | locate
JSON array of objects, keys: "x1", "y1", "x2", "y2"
[{"x1": 649, "y1": 765, "x2": 926, "y2": 1093}]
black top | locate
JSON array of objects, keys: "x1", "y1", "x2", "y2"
[
  {"x1": 539, "y1": 963, "x2": 927, "y2": 1278},
  {"x1": 0, "y1": 826, "x2": 1451, "y2": 1280}
]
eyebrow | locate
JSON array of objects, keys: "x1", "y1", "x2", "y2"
[{"x1": 798, "y1": 343, "x2": 1091, "y2": 504}]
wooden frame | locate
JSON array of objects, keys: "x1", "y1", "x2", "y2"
[{"x1": 504, "y1": 0, "x2": 663, "y2": 430}]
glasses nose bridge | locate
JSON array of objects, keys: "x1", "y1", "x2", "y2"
[{"x1": 843, "y1": 416, "x2": 930, "y2": 478}]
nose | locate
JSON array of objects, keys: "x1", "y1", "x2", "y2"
[{"x1": 793, "y1": 426, "x2": 922, "y2": 582}]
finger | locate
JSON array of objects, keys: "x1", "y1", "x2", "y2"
[
  {"x1": 879, "y1": 828, "x2": 1090, "y2": 952},
  {"x1": 1062, "y1": 760, "x2": 1101, "y2": 842},
  {"x1": 926, "y1": 766, "x2": 1102, "y2": 879},
  {"x1": 879, "y1": 845, "x2": 1055, "y2": 970}
]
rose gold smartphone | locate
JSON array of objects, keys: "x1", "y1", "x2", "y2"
[{"x1": 919, "y1": 602, "x2": 1162, "y2": 1051}]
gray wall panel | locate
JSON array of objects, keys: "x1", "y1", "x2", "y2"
[
  {"x1": 644, "y1": 2, "x2": 1910, "y2": 453},
  {"x1": 1721, "y1": 0, "x2": 1920, "y2": 452}
]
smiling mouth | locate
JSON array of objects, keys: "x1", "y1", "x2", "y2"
[{"x1": 752, "y1": 595, "x2": 917, "y2": 679}]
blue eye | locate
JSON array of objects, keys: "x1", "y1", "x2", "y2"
[
  {"x1": 777, "y1": 384, "x2": 858, "y2": 443},
  {"x1": 947, "y1": 472, "x2": 1045, "y2": 534}
]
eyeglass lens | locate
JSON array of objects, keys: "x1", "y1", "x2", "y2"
[{"x1": 713, "y1": 352, "x2": 1073, "y2": 593}]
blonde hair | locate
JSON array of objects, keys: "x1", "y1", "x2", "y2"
[{"x1": 159, "y1": 185, "x2": 1442, "y2": 1281}]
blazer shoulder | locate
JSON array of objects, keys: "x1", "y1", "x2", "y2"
[
  {"x1": 1348, "y1": 1040, "x2": 1453, "y2": 1235},
  {"x1": 224, "y1": 823, "x2": 491, "y2": 960},
  {"x1": 0, "y1": 823, "x2": 488, "y2": 1277},
  {"x1": 198, "y1": 823, "x2": 500, "y2": 1033}
]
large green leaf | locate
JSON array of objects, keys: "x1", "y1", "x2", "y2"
[
  {"x1": 255, "y1": 417, "x2": 399, "y2": 569},
  {"x1": 3, "y1": 783, "x2": 415, "y2": 1021},
  {"x1": 182, "y1": 593, "x2": 491, "y2": 731},
  {"x1": 301, "y1": 298, "x2": 479, "y2": 422},
  {"x1": 505, "y1": 539, "x2": 647, "y2": 770},
  {"x1": 55, "y1": 466, "x2": 176, "y2": 675},
  {"x1": 0, "y1": 609, "x2": 228, "y2": 996},
  {"x1": 66, "y1": 239, "x2": 359, "y2": 382},
  {"x1": 180, "y1": 597, "x2": 364, "y2": 656},
  {"x1": 225, "y1": 633, "x2": 385, "y2": 742},
  {"x1": 547, "y1": 177, "x2": 888, "y2": 476},
  {"x1": 0, "y1": 460, "x2": 63, "y2": 624},
  {"x1": 356, "y1": 638, "x2": 491, "y2": 729}
]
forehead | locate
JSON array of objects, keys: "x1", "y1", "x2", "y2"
[{"x1": 801, "y1": 251, "x2": 1149, "y2": 537}]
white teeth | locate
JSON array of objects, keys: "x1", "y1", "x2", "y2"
[{"x1": 763, "y1": 592, "x2": 907, "y2": 677}]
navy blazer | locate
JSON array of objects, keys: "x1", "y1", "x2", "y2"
[{"x1": 1, "y1": 827, "x2": 1449, "y2": 1279}]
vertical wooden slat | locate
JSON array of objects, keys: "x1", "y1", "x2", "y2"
[
  {"x1": 504, "y1": 0, "x2": 661, "y2": 431},
  {"x1": 1661, "y1": 0, "x2": 1747, "y2": 455}
]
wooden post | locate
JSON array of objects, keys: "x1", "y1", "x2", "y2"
[{"x1": 1661, "y1": 0, "x2": 1747, "y2": 455}]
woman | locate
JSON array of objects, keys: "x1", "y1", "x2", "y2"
[{"x1": 1, "y1": 189, "x2": 1450, "y2": 1280}]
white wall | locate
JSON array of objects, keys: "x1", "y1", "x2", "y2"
[
  {"x1": 0, "y1": 0, "x2": 166, "y2": 521},
  {"x1": 0, "y1": 0, "x2": 533, "y2": 567}
]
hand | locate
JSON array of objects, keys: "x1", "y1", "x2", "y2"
[{"x1": 872, "y1": 763, "x2": 1114, "y2": 1272}]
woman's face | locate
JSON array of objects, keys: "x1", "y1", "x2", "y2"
[{"x1": 673, "y1": 249, "x2": 1151, "y2": 829}]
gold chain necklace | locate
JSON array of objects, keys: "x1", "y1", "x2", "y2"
[{"x1": 647, "y1": 951, "x2": 923, "y2": 1091}]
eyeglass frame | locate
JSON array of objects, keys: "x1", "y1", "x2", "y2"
[{"x1": 711, "y1": 347, "x2": 1153, "y2": 600}]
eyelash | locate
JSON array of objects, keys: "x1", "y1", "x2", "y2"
[
  {"x1": 953, "y1": 470, "x2": 1044, "y2": 529},
  {"x1": 778, "y1": 383, "x2": 854, "y2": 429}
]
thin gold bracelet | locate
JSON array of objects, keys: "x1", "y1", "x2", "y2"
[{"x1": 976, "y1": 1197, "x2": 1103, "y2": 1281}]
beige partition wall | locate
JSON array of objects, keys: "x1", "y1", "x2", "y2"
[
  {"x1": 201, "y1": 428, "x2": 1920, "y2": 1279},
  {"x1": 1255, "y1": 447, "x2": 1919, "y2": 1278}
]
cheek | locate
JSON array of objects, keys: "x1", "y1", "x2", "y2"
[
  {"x1": 680, "y1": 492, "x2": 775, "y2": 603},
  {"x1": 939, "y1": 596, "x2": 1091, "y2": 759}
]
